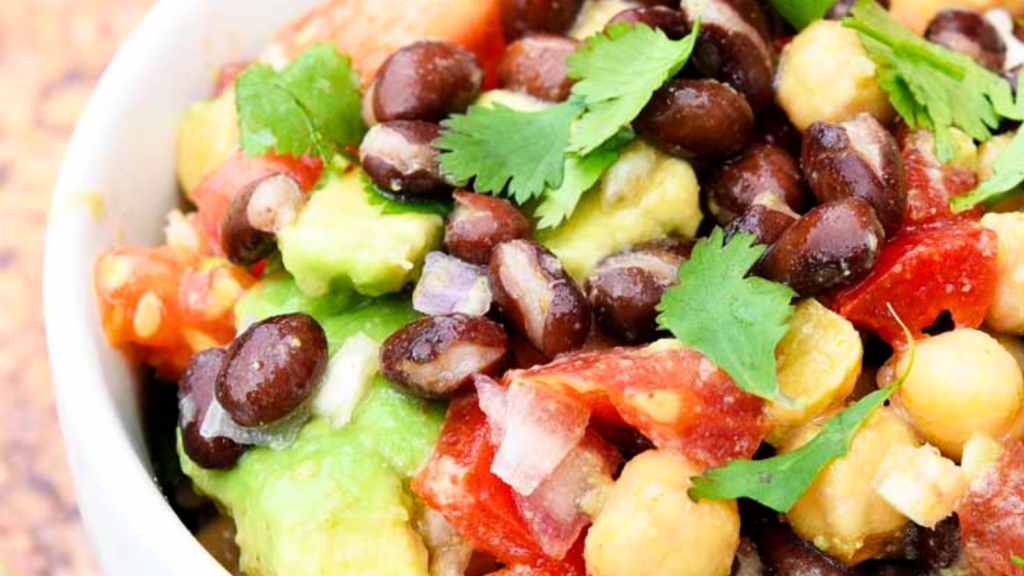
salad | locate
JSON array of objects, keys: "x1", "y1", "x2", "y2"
[{"x1": 94, "y1": 0, "x2": 1024, "y2": 575}]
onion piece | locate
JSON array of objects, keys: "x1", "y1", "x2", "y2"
[
  {"x1": 413, "y1": 252, "x2": 493, "y2": 317},
  {"x1": 312, "y1": 332, "x2": 381, "y2": 428},
  {"x1": 513, "y1": 433, "x2": 620, "y2": 559},
  {"x1": 200, "y1": 395, "x2": 309, "y2": 450},
  {"x1": 475, "y1": 374, "x2": 509, "y2": 444},
  {"x1": 490, "y1": 382, "x2": 591, "y2": 496},
  {"x1": 415, "y1": 506, "x2": 475, "y2": 576}
]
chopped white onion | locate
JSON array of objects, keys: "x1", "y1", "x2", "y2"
[
  {"x1": 312, "y1": 332, "x2": 381, "y2": 428},
  {"x1": 474, "y1": 374, "x2": 509, "y2": 444},
  {"x1": 200, "y1": 395, "x2": 309, "y2": 450},
  {"x1": 490, "y1": 383, "x2": 591, "y2": 496},
  {"x1": 413, "y1": 252, "x2": 493, "y2": 317}
]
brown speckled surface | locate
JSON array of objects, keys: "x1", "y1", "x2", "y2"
[{"x1": 0, "y1": 1, "x2": 154, "y2": 575}]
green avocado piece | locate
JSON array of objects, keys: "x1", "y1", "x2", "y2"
[
  {"x1": 233, "y1": 271, "x2": 359, "y2": 330},
  {"x1": 176, "y1": 88, "x2": 239, "y2": 197},
  {"x1": 277, "y1": 168, "x2": 444, "y2": 298},
  {"x1": 181, "y1": 300, "x2": 442, "y2": 576}
]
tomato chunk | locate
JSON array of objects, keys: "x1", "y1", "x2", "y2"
[
  {"x1": 483, "y1": 537, "x2": 587, "y2": 576},
  {"x1": 959, "y1": 442, "x2": 1024, "y2": 576},
  {"x1": 831, "y1": 222, "x2": 999, "y2": 344},
  {"x1": 900, "y1": 128, "x2": 980, "y2": 227},
  {"x1": 264, "y1": 0, "x2": 506, "y2": 85},
  {"x1": 190, "y1": 151, "x2": 323, "y2": 251},
  {"x1": 96, "y1": 246, "x2": 254, "y2": 379},
  {"x1": 413, "y1": 395, "x2": 549, "y2": 566},
  {"x1": 505, "y1": 343, "x2": 769, "y2": 469}
]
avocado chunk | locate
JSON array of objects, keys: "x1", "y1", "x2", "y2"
[
  {"x1": 181, "y1": 299, "x2": 442, "y2": 576},
  {"x1": 177, "y1": 88, "x2": 239, "y2": 196},
  {"x1": 278, "y1": 168, "x2": 444, "y2": 297},
  {"x1": 538, "y1": 140, "x2": 703, "y2": 282},
  {"x1": 234, "y1": 271, "x2": 359, "y2": 330}
]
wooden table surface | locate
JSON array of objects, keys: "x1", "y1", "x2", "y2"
[{"x1": 0, "y1": 1, "x2": 155, "y2": 575}]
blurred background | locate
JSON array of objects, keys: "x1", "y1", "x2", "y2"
[{"x1": 0, "y1": 1, "x2": 153, "y2": 574}]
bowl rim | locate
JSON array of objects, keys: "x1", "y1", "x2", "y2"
[{"x1": 43, "y1": 0, "x2": 234, "y2": 573}]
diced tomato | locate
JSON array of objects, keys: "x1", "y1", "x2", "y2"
[
  {"x1": 506, "y1": 343, "x2": 769, "y2": 469},
  {"x1": 96, "y1": 246, "x2": 254, "y2": 379},
  {"x1": 831, "y1": 221, "x2": 999, "y2": 345},
  {"x1": 484, "y1": 536, "x2": 587, "y2": 576},
  {"x1": 900, "y1": 128, "x2": 981, "y2": 227},
  {"x1": 190, "y1": 151, "x2": 323, "y2": 252},
  {"x1": 413, "y1": 395, "x2": 550, "y2": 566},
  {"x1": 263, "y1": 0, "x2": 506, "y2": 86},
  {"x1": 959, "y1": 442, "x2": 1024, "y2": 576}
]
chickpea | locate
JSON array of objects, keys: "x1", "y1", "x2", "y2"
[
  {"x1": 782, "y1": 407, "x2": 918, "y2": 565},
  {"x1": 776, "y1": 20, "x2": 895, "y2": 131},
  {"x1": 767, "y1": 299, "x2": 862, "y2": 446},
  {"x1": 882, "y1": 329, "x2": 1024, "y2": 460},
  {"x1": 585, "y1": 451, "x2": 740, "y2": 576},
  {"x1": 981, "y1": 213, "x2": 1024, "y2": 334}
]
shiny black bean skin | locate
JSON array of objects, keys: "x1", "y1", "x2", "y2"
[
  {"x1": 490, "y1": 240, "x2": 591, "y2": 357},
  {"x1": 445, "y1": 190, "x2": 532, "y2": 265},
  {"x1": 585, "y1": 239, "x2": 692, "y2": 344},
  {"x1": 216, "y1": 313, "x2": 328, "y2": 427},
  {"x1": 499, "y1": 0, "x2": 585, "y2": 40},
  {"x1": 220, "y1": 173, "x2": 302, "y2": 266},
  {"x1": 499, "y1": 34, "x2": 579, "y2": 102},
  {"x1": 366, "y1": 41, "x2": 483, "y2": 124},
  {"x1": 724, "y1": 196, "x2": 799, "y2": 246},
  {"x1": 925, "y1": 9, "x2": 1006, "y2": 73},
  {"x1": 179, "y1": 348, "x2": 248, "y2": 470},
  {"x1": 380, "y1": 314, "x2": 509, "y2": 398},
  {"x1": 801, "y1": 113, "x2": 906, "y2": 237},
  {"x1": 607, "y1": 6, "x2": 690, "y2": 40},
  {"x1": 756, "y1": 524, "x2": 857, "y2": 576},
  {"x1": 360, "y1": 120, "x2": 453, "y2": 200},
  {"x1": 705, "y1": 143, "x2": 809, "y2": 224},
  {"x1": 760, "y1": 198, "x2": 885, "y2": 297},
  {"x1": 634, "y1": 79, "x2": 754, "y2": 161}
]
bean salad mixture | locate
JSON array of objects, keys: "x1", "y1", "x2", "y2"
[{"x1": 95, "y1": 0, "x2": 1024, "y2": 575}]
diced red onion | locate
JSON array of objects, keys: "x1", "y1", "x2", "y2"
[{"x1": 413, "y1": 252, "x2": 493, "y2": 317}]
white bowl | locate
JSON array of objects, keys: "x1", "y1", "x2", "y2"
[{"x1": 44, "y1": 1, "x2": 324, "y2": 574}]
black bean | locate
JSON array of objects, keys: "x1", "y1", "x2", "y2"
[
  {"x1": 220, "y1": 173, "x2": 303, "y2": 265},
  {"x1": 826, "y1": 0, "x2": 890, "y2": 19},
  {"x1": 445, "y1": 191, "x2": 532, "y2": 264},
  {"x1": 760, "y1": 198, "x2": 885, "y2": 296},
  {"x1": 490, "y1": 240, "x2": 591, "y2": 357},
  {"x1": 179, "y1": 349, "x2": 248, "y2": 470},
  {"x1": 216, "y1": 313, "x2": 328, "y2": 427},
  {"x1": 756, "y1": 524, "x2": 857, "y2": 576},
  {"x1": 584, "y1": 239, "x2": 691, "y2": 344},
  {"x1": 634, "y1": 79, "x2": 754, "y2": 161},
  {"x1": 360, "y1": 120, "x2": 453, "y2": 200},
  {"x1": 499, "y1": 0, "x2": 585, "y2": 41},
  {"x1": 724, "y1": 193, "x2": 799, "y2": 246},
  {"x1": 705, "y1": 143, "x2": 809, "y2": 225},
  {"x1": 380, "y1": 314, "x2": 509, "y2": 398},
  {"x1": 607, "y1": 6, "x2": 690, "y2": 40},
  {"x1": 365, "y1": 41, "x2": 483, "y2": 124},
  {"x1": 499, "y1": 34, "x2": 579, "y2": 102},
  {"x1": 802, "y1": 113, "x2": 906, "y2": 237},
  {"x1": 926, "y1": 9, "x2": 1006, "y2": 73}
]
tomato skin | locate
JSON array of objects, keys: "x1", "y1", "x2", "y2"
[
  {"x1": 899, "y1": 128, "x2": 981, "y2": 228},
  {"x1": 190, "y1": 151, "x2": 323, "y2": 251},
  {"x1": 96, "y1": 246, "x2": 254, "y2": 379},
  {"x1": 482, "y1": 538, "x2": 586, "y2": 576},
  {"x1": 959, "y1": 442, "x2": 1024, "y2": 576},
  {"x1": 831, "y1": 222, "x2": 999, "y2": 345},
  {"x1": 505, "y1": 344, "x2": 769, "y2": 469},
  {"x1": 413, "y1": 395, "x2": 549, "y2": 566}
]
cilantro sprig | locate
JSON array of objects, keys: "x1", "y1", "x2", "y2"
[
  {"x1": 236, "y1": 43, "x2": 365, "y2": 162},
  {"x1": 843, "y1": 0, "x2": 1019, "y2": 162},
  {"x1": 568, "y1": 21, "x2": 700, "y2": 155},
  {"x1": 436, "y1": 22, "x2": 700, "y2": 228},
  {"x1": 951, "y1": 129, "x2": 1024, "y2": 211},
  {"x1": 689, "y1": 306, "x2": 916, "y2": 512},
  {"x1": 765, "y1": 0, "x2": 836, "y2": 30},
  {"x1": 657, "y1": 229, "x2": 796, "y2": 404}
]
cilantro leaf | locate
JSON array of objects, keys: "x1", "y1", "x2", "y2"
[
  {"x1": 236, "y1": 44, "x2": 364, "y2": 162},
  {"x1": 534, "y1": 132, "x2": 632, "y2": 229},
  {"x1": 656, "y1": 229, "x2": 796, "y2": 403},
  {"x1": 1012, "y1": 555, "x2": 1024, "y2": 568},
  {"x1": 361, "y1": 172, "x2": 452, "y2": 217},
  {"x1": 844, "y1": 0, "x2": 1016, "y2": 161},
  {"x1": 568, "y1": 21, "x2": 700, "y2": 155},
  {"x1": 690, "y1": 306, "x2": 916, "y2": 512},
  {"x1": 436, "y1": 101, "x2": 581, "y2": 205},
  {"x1": 951, "y1": 128, "x2": 1024, "y2": 211},
  {"x1": 767, "y1": 0, "x2": 837, "y2": 29},
  {"x1": 690, "y1": 385, "x2": 897, "y2": 511}
]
